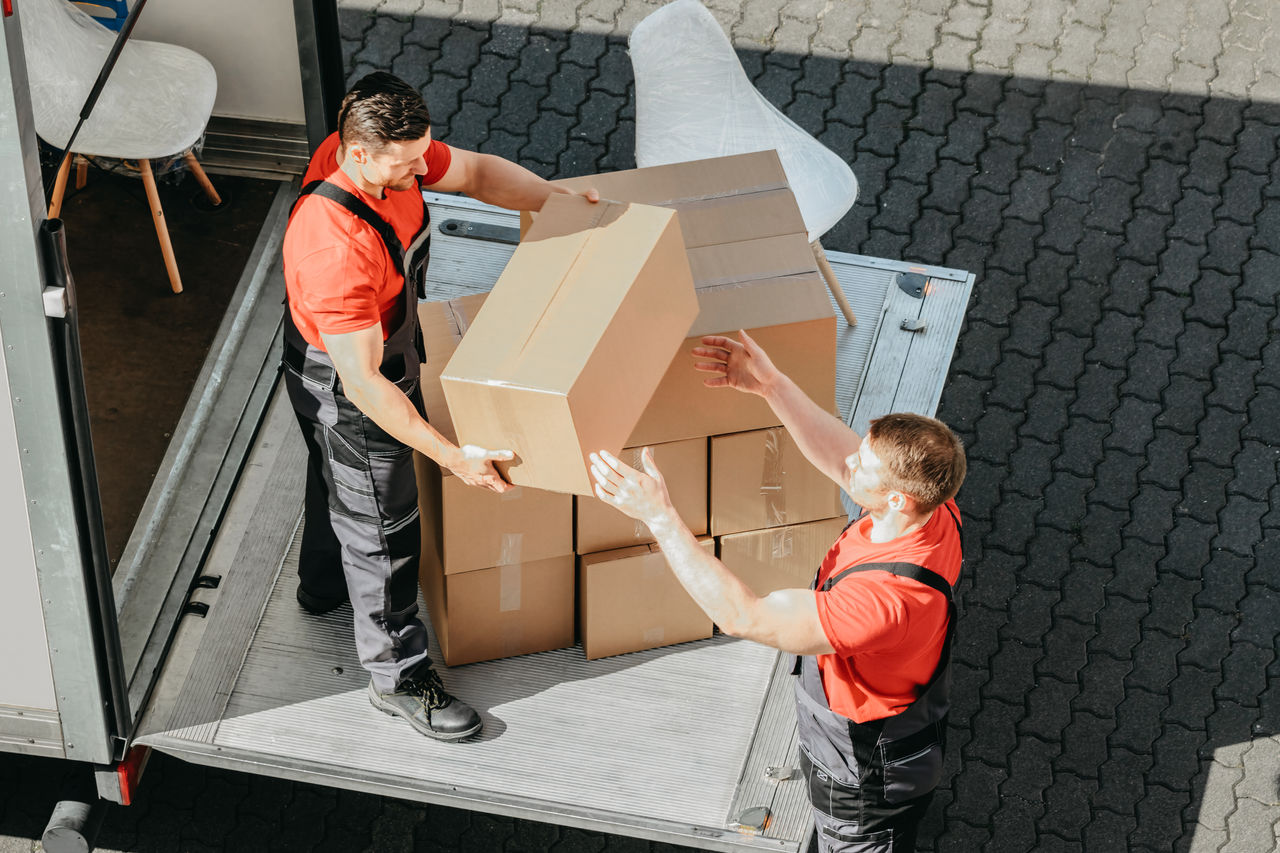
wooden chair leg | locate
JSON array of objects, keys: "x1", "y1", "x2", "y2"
[
  {"x1": 812, "y1": 241, "x2": 857, "y2": 327},
  {"x1": 49, "y1": 152, "x2": 72, "y2": 219},
  {"x1": 183, "y1": 151, "x2": 221, "y2": 206},
  {"x1": 75, "y1": 155, "x2": 88, "y2": 190},
  {"x1": 139, "y1": 159, "x2": 184, "y2": 294}
]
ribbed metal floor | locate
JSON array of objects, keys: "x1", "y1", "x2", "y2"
[{"x1": 136, "y1": 193, "x2": 973, "y2": 852}]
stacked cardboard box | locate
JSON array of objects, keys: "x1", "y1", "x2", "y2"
[
  {"x1": 416, "y1": 297, "x2": 577, "y2": 666},
  {"x1": 419, "y1": 152, "x2": 848, "y2": 664},
  {"x1": 560, "y1": 152, "x2": 847, "y2": 656}
]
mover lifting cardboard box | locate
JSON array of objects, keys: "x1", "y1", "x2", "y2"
[
  {"x1": 417, "y1": 298, "x2": 572, "y2": 575},
  {"x1": 441, "y1": 194, "x2": 698, "y2": 495},
  {"x1": 575, "y1": 437, "x2": 708, "y2": 554},
  {"x1": 525, "y1": 152, "x2": 837, "y2": 446},
  {"x1": 578, "y1": 538, "x2": 716, "y2": 660},
  {"x1": 710, "y1": 427, "x2": 846, "y2": 536},
  {"x1": 718, "y1": 516, "x2": 849, "y2": 597}
]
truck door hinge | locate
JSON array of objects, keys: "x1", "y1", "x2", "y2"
[
  {"x1": 732, "y1": 806, "x2": 772, "y2": 835},
  {"x1": 896, "y1": 271, "x2": 927, "y2": 299}
]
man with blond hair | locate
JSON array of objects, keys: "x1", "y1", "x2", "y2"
[{"x1": 591, "y1": 330, "x2": 966, "y2": 852}]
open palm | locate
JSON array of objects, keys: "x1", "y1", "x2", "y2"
[{"x1": 691, "y1": 330, "x2": 779, "y2": 397}]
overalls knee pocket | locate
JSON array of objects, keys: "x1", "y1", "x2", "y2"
[
  {"x1": 879, "y1": 727, "x2": 944, "y2": 805},
  {"x1": 323, "y1": 426, "x2": 380, "y2": 520}
]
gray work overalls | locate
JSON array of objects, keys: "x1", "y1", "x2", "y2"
[
  {"x1": 281, "y1": 179, "x2": 433, "y2": 692},
  {"x1": 794, "y1": 506, "x2": 961, "y2": 853}
]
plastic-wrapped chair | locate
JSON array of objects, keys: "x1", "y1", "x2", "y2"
[
  {"x1": 21, "y1": 0, "x2": 221, "y2": 293},
  {"x1": 630, "y1": 0, "x2": 859, "y2": 325}
]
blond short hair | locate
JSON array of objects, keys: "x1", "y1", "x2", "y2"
[{"x1": 866, "y1": 413, "x2": 967, "y2": 513}]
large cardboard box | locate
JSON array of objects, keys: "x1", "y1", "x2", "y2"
[
  {"x1": 578, "y1": 537, "x2": 715, "y2": 660},
  {"x1": 415, "y1": 454, "x2": 572, "y2": 574},
  {"x1": 420, "y1": 551, "x2": 576, "y2": 666},
  {"x1": 419, "y1": 294, "x2": 486, "y2": 446},
  {"x1": 416, "y1": 298, "x2": 572, "y2": 574},
  {"x1": 441, "y1": 194, "x2": 698, "y2": 495},
  {"x1": 575, "y1": 437, "x2": 708, "y2": 554},
  {"x1": 710, "y1": 428, "x2": 845, "y2": 536},
  {"x1": 717, "y1": 517, "x2": 850, "y2": 597},
  {"x1": 526, "y1": 153, "x2": 837, "y2": 445}
]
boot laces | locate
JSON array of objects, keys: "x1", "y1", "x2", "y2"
[{"x1": 404, "y1": 669, "x2": 451, "y2": 711}]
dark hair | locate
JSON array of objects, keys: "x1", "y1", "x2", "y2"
[
  {"x1": 866, "y1": 413, "x2": 966, "y2": 513},
  {"x1": 337, "y1": 72, "x2": 432, "y2": 150}
]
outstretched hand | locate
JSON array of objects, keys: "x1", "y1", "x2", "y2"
[
  {"x1": 589, "y1": 448, "x2": 674, "y2": 528},
  {"x1": 691, "y1": 329, "x2": 779, "y2": 397},
  {"x1": 451, "y1": 444, "x2": 515, "y2": 493}
]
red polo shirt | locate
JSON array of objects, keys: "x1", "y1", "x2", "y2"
[
  {"x1": 813, "y1": 500, "x2": 962, "y2": 722},
  {"x1": 283, "y1": 132, "x2": 452, "y2": 350}
]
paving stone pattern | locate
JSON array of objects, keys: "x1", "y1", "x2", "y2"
[{"x1": 3, "y1": 0, "x2": 1279, "y2": 850}]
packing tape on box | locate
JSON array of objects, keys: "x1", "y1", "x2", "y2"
[
  {"x1": 445, "y1": 301, "x2": 470, "y2": 341},
  {"x1": 661, "y1": 179, "x2": 792, "y2": 207},
  {"x1": 499, "y1": 563, "x2": 522, "y2": 612},
  {"x1": 642, "y1": 626, "x2": 665, "y2": 645},
  {"x1": 500, "y1": 485, "x2": 522, "y2": 502},
  {"x1": 770, "y1": 527, "x2": 794, "y2": 561},
  {"x1": 499, "y1": 532, "x2": 523, "y2": 566},
  {"x1": 501, "y1": 201, "x2": 615, "y2": 370},
  {"x1": 761, "y1": 428, "x2": 787, "y2": 527}
]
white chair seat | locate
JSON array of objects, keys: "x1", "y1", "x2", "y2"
[
  {"x1": 629, "y1": 0, "x2": 857, "y2": 244},
  {"x1": 20, "y1": 0, "x2": 221, "y2": 294},
  {"x1": 21, "y1": 0, "x2": 216, "y2": 160}
]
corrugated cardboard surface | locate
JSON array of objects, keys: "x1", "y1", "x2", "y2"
[
  {"x1": 416, "y1": 298, "x2": 572, "y2": 574},
  {"x1": 575, "y1": 437, "x2": 708, "y2": 554},
  {"x1": 415, "y1": 452, "x2": 572, "y2": 574},
  {"x1": 441, "y1": 194, "x2": 698, "y2": 495},
  {"x1": 419, "y1": 551, "x2": 575, "y2": 667},
  {"x1": 578, "y1": 537, "x2": 715, "y2": 660},
  {"x1": 717, "y1": 516, "x2": 849, "y2": 597},
  {"x1": 710, "y1": 428, "x2": 845, "y2": 536},
  {"x1": 627, "y1": 315, "x2": 836, "y2": 446},
  {"x1": 529, "y1": 154, "x2": 836, "y2": 446},
  {"x1": 418, "y1": 294, "x2": 486, "y2": 447}
]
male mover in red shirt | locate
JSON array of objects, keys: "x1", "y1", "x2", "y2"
[
  {"x1": 282, "y1": 72, "x2": 595, "y2": 742},
  {"x1": 592, "y1": 332, "x2": 966, "y2": 853}
]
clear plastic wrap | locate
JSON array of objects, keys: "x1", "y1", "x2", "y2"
[
  {"x1": 20, "y1": 0, "x2": 216, "y2": 160},
  {"x1": 629, "y1": 0, "x2": 857, "y2": 242}
]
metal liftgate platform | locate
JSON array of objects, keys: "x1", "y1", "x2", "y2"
[{"x1": 134, "y1": 192, "x2": 974, "y2": 851}]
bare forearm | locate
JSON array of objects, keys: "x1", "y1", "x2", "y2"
[
  {"x1": 646, "y1": 513, "x2": 761, "y2": 635},
  {"x1": 344, "y1": 376, "x2": 460, "y2": 467},
  {"x1": 466, "y1": 153, "x2": 563, "y2": 211},
  {"x1": 761, "y1": 372, "x2": 860, "y2": 485}
]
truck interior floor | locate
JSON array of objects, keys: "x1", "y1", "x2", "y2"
[
  {"x1": 132, "y1": 193, "x2": 974, "y2": 852},
  {"x1": 41, "y1": 159, "x2": 281, "y2": 570}
]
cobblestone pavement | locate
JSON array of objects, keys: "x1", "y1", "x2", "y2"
[{"x1": 3, "y1": 0, "x2": 1280, "y2": 850}]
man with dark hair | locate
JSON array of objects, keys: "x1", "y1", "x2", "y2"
[
  {"x1": 281, "y1": 72, "x2": 596, "y2": 741},
  {"x1": 590, "y1": 330, "x2": 966, "y2": 852}
]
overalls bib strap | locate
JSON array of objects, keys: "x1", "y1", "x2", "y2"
[
  {"x1": 792, "y1": 507, "x2": 962, "y2": 851},
  {"x1": 282, "y1": 179, "x2": 431, "y2": 395}
]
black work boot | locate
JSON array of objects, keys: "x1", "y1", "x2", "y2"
[
  {"x1": 367, "y1": 668, "x2": 482, "y2": 741},
  {"x1": 296, "y1": 585, "x2": 349, "y2": 615}
]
